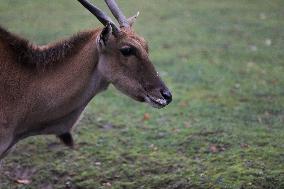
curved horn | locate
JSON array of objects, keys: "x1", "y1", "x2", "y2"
[
  {"x1": 104, "y1": 0, "x2": 129, "y2": 28},
  {"x1": 77, "y1": 0, "x2": 120, "y2": 34}
]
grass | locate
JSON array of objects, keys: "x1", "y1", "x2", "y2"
[{"x1": 0, "y1": 0, "x2": 284, "y2": 188}]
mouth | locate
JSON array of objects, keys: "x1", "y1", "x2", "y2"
[{"x1": 145, "y1": 95, "x2": 168, "y2": 109}]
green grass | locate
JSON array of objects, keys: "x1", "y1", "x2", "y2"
[{"x1": 0, "y1": 0, "x2": 284, "y2": 188}]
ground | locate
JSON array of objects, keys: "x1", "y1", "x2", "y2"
[{"x1": 0, "y1": 0, "x2": 284, "y2": 188}]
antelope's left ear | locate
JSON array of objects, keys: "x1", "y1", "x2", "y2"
[
  {"x1": 98, "y1": 22, "x2": 113, "y2": 48},
  {"x1": 128, "y1": 11, "x2": 139, "y2": 27}
]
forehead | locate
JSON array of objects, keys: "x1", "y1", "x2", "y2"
[{"x1": 119, "y1": 30, "x2": 149, "y2": 52}]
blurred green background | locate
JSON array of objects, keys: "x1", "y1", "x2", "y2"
[{"x1": 0, "y1": 0, "x2": 284, "y2": 188}]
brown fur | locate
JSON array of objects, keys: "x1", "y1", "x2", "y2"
[
  {"x1": 0, "y1": 24, "x2": 171, "y2": 160},
  {"x1": 0, "y1": 26, "x2": 94, "y2": 68}
]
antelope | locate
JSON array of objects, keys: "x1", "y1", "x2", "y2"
[{"x1": 0, "y1": 0, "x2": 172, "y2": 160}]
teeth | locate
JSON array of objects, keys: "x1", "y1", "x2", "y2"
[
  {"x1": 154, "y1": 98, "x2": 167, "y2": 105},
  {"x1": 145, "y1": 95, "x2": 167, "y2": 108}
]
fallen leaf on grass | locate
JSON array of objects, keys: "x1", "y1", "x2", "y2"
[
  {"x1": 103, "y1": 182, "x2": 112, "y2": 187},
  {"x1": 6, "y1": 166, "x2": 36, "y2": 185},
  {"x1": 240, "y1": 143, "x2": 250, "y2": 148},
  {"x1": 270, "y1": 79, "x2": 278, "y2": 85},
  {"x1": 209, "y1": 144, "x2": 218, "y2": 153},
  {"x1": 209, "y1": 144, "x2": 227, "y2": 153},
  {"x1": 15, "y1": 179, "x2": 31, "y2": 185},
  {"x1": 172, "y1": 128, "x2": 181, "y2": 133},
  {"x1": 143, "y1": 113, "x2": 151, "y2": 121}
]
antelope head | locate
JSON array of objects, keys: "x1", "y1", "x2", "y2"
[{"x1": 78, "y1": 0, "x2": 172, "y2": 108}]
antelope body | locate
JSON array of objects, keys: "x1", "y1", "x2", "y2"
[{"x1": 0, "y1": 0, "x2": 172, "y2": 159}]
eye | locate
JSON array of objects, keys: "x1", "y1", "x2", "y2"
[{"x1": 120, "y1": 46, "x2": 135, "y2": 57}]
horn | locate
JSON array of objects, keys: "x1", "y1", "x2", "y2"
[
  {"x1": 77, "y1": 0, "x2": 120, "y2": 34},
  {"x1": 104, "y1": 0, "x2": 129, "y2": 28},
  {"x1": 128, "y1": 11, "x2": 139, "y2": 26}
]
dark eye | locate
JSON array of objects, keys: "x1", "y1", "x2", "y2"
[{"x1": 120, "y1": 46, "x2": 135, "y2": 57}]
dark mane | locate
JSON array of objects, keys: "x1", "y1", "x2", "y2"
[{"x1": 0, "y1": 26, "x2": 95, "y2": 68}]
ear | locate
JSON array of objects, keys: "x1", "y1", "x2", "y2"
[
  {"x1": 127, "y1": 11, "x2": 139, "y2": 27},
  {"x1": 98, "y1": 22, "x2": 113, "y2": 48}
]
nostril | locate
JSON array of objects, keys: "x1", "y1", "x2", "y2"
[{"x1": 161, "y1": 89, "x2": 172, "y2": 104}]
